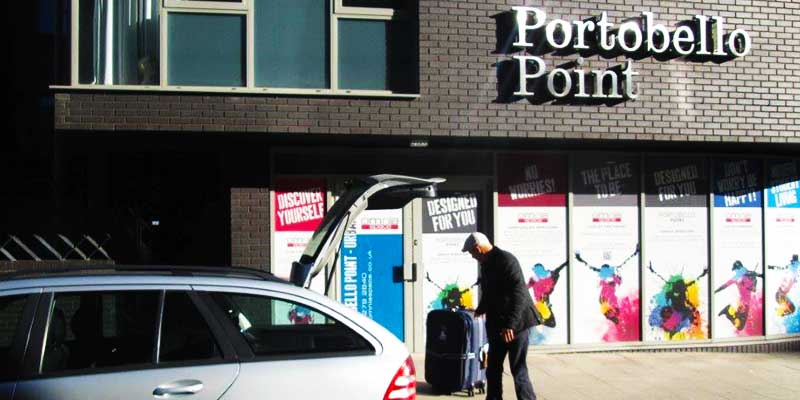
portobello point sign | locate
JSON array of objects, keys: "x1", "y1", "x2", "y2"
[{"x1": 494, "y1": 7, "x2": 751, "y2": 105}]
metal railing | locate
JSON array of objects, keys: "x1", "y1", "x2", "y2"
[{"x1": 0, "y1": 234, "x2": 112, "y2": 261}]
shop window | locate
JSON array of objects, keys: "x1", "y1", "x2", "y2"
[
  {"x1": 338, "y1": 19, "x2": 416, "y2": 92},
  {"x1": 78, "y1": 0, "x2": 160, "y2": 85},
  {"x1": 254, "y1": 0, "x2": 329, "y2": 89},
  {"x1": 168, "y1": 13, "x2": 245, "y2": 86}
]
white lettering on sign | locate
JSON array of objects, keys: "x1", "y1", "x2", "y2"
[{"x1": 506, "y1": 7, "x2": 751, "y2": 101}]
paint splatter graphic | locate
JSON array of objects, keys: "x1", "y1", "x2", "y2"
[
  {"x1": 527, "y1": 261, "x2": 567, "y2": 344},
  {"x1": 769, "y1": 255, "x2": 800, "y2": 334},
  {"x1": 527, "y1": 261, "x2": 568, "y2": 328},
  {"x1": 426, "y1": 273, "x2": 477, "y2": 311},
  {"x1": 575, "y1": 246, "x2": 640, "y2": 342},
  {"x1": 647, "y1": 263, "x2": 709, "y2": 340},
  {"x1": 715, "y1": 261, "x2": 764, "y2": 336},
  {"x1": 603, "y1": 292, "x2": 640, "y2": 341},
  {"x1": 288, "y1": 306, "x2": 314, "y2": 325}
]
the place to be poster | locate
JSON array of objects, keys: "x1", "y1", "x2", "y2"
[
  {"x1": 496, "y1": 153, "x2": 568, "y2": 345},
  {"x1": 572, "y1": 155, "x2": 641, "y2": 344},
  {"x1": 340, "y1": 209, "x2": 405, "y2": 341},
  {"x1": 421, "y1": 193, "x2": 481, "y2": 343},
  {"x1": 643, "y1": 157, "x2": 710, "y2": 341},
  {"x1": 712, "y1": 159, "x2": 764, "y2": 338},
  {"x1": 764, "y1": 159, "x2": 800, "y2": 335}
]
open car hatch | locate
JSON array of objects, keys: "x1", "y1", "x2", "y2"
[{"x1": 289, "y1": 175, "x2": 445, "y2": 293}]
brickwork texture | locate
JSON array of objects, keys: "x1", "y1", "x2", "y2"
[{"x1": 54, "y1": 0, "x2": 800, "y2": 143}]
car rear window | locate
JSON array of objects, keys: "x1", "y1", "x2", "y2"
[{"x1": 208, "y1": 292, "x2": 373, "y2": 357}]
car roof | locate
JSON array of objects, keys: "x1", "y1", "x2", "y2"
[{"x1": 0, "y1": 265, "x2": 294, "y2": 292}]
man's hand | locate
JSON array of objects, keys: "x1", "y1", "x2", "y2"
[{"x1": 501, "y1": 328, "x2": 515, "y2": 343}]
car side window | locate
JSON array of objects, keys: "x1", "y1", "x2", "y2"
[
  {"x1": 208, "y1": 292, "x2": 373, "y2": 357},
  {"x1": 41, "y1": 291, "x2": 159, "y2": 374},
  {"x1": 1, "y1": 295, "x2": 28, "y2": 381},
  {"x1": 159, "y1": 291, "x2": 221, "y2": 363}
]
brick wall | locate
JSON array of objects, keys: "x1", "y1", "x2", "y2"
[
  {"x1": 230, "y1": 188, "x2": 270, "y2": 268},
  {"x1": 54, "y1": 0, "x2": 800, "y2": 143}
]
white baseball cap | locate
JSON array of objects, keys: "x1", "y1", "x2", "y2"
[{"x1": 462, "y1": 232, "x2": 491, "y2": 252}]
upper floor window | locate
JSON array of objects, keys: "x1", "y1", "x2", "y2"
[{"x1": 72, "y1": 0, "x2": 418, "y2": 94}]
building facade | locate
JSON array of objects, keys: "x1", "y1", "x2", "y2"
[{"x1": 40, "y1": 0, "x2": 800, "y2": 352}]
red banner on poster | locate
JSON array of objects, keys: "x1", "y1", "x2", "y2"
[
  {"x1": 273, "y1": 178, "x2": 326, "y2": 232},
  {"x1": 497, "y1": 153, "x2": 567, "y2": 207}
]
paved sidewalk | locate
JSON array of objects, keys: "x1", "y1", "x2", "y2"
[{"x1": 413, "y1": 351, "x2": 800, "y2": 400}]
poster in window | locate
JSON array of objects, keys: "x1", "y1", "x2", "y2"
[
  {"x1": 643, "y1": 157, "x2": 710, "y2": 341},
  {"x1": 340, "y1": 209, "x2": 405, "y2": 341},
  {"x1": 765, "y1": 159, "x2": 800, "y2": 335},
  {"x1": 272, "y1": 177, "x2": 326, "y2": 294},
  {"x1": 496, "y1": 153, "x2": 568, "y2": 345},
  {"x1": 421, "y1": 192, "x2": 481, "y2": 344},
  {"x1": 572, "y1": 155, "x2": 641, "y2": 344},
  {"x1": 712, "y1": 159, "x2": 764, "y2": 338}
]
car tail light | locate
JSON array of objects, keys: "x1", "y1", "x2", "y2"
[{"x1": 383, "y1": 355, "x2": 416, "y2": 400}]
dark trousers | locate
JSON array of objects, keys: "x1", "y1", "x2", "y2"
[{"x1": 486, "y1": 330, "x2": 536, "y2": 400}]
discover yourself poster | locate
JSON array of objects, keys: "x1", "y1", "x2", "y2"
[
  {"x1": 496, "y1": 153, "x2": 568, "y2": 345},
  {"x1": 644, "y1": 157, "x2": 710, "y2": 341},
  {"x1": 340, "y1": 209, "x2": 405, "y2": 340},
  {"x1": 572, "y1": 155, "x2": 641, "y2": 343},
  {"x1": 272, "y1": 177, "x2": 326, "y2": 293},
  {"x1": 712, "y1": 159, "x2": 764, "y2": 338},
  {"x1": 765, "y1": 159, "x2": 800, "y2": 335},
  {"x1": 272, "y1": 177, "x2": 326, "y2": 324},
  {"x1": 421, "y1": 193, "x2": 481, "y2": 343}
]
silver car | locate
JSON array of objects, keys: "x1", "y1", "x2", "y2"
[{"x1": 1, "y1": 175, "x2": 444, "y2": 400}]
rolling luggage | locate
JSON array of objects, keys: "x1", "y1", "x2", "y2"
[{"x1": 424, "y1": 309, "x2": 487, "y2": 396}]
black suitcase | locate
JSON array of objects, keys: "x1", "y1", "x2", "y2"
[{"x1": 424, "y1": 309, "x2": 487, "y2": 396}]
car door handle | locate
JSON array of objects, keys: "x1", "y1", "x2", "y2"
[{"x1": 153, "y1": 379, "x2": 204, "y2": 398}]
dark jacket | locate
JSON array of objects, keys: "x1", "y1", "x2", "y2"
[{"x1": 475, "y1": 247, "x2": 538, "y2": 337}]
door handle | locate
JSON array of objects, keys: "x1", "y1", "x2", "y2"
[
  {"x1": 153, "y1": 379, "x2": 204, "y2": 398},
  {"x1": 406, "y1": 263, "x2": 417, "y2": 282}
]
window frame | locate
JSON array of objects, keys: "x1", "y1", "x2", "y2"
[
  {"x1": 65, "y1": 0, "x2": 419, "y2": 97},
  {"x1": 194, "y1": 286, "x2": 378, "y2": 362},
  {"x1": 163, "y1": 0, "x2": 249, "y2": 12},
  {"x1": 26, "y1": 286, "x2": 237, "y2": 380}
]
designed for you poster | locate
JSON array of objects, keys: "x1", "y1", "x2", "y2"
[
  {"x1": 496, "y1": 153, "x2": 568, "y2": 345},
  {"x1": 712, "y1": 159, "x2": 764, "y2": 338},
  {"x1": 765, "y1": 159, "x2": 800, "y2": 335},
  {"x1": 572, "y1": 155, "x2": 641, "y2": 344},
  {"x1": 421, "y1": 193, "x2": 481, "y2": 343},
  {"x1": 644, "y1": 157, "x2": 710, "y2": 341}
]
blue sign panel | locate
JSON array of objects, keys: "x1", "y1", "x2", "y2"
[{"x1": 340, "y1": 210, "x2": 404, "y2": 340}]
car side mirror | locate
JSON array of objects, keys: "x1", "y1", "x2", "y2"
[{"x1": 289, "y1": 261, "x2": 312, "y2": 287}]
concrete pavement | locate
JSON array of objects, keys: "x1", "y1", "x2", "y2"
[{"x1": 413, "y1": 351, "x2": 800, "y2": 400}]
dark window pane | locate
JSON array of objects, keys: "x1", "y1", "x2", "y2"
[
  {"x1": 42, "y1": 291, "x2": 159, "y2": 374},
  {"x1": 168, "y1": 13, "x2": 245, "y2": 86},
  {"x1": 78, "y1": 0, "x2": 160, "y2": 85},
  {"x1": 0, "y1": 295, "x2": 28, "y2": 381},
  {"x1": 159, "y1": 292, "x2": 221, "y2": 363},
  {"x1": 208, "y1": 292, "x2": 373, "y2": 357},
  {"x1": 254, "y1": 0, "x2": 329, "y2": 88},
  {"x1": 338, "y1": 19, "x2": 416, "y2": 92}
]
